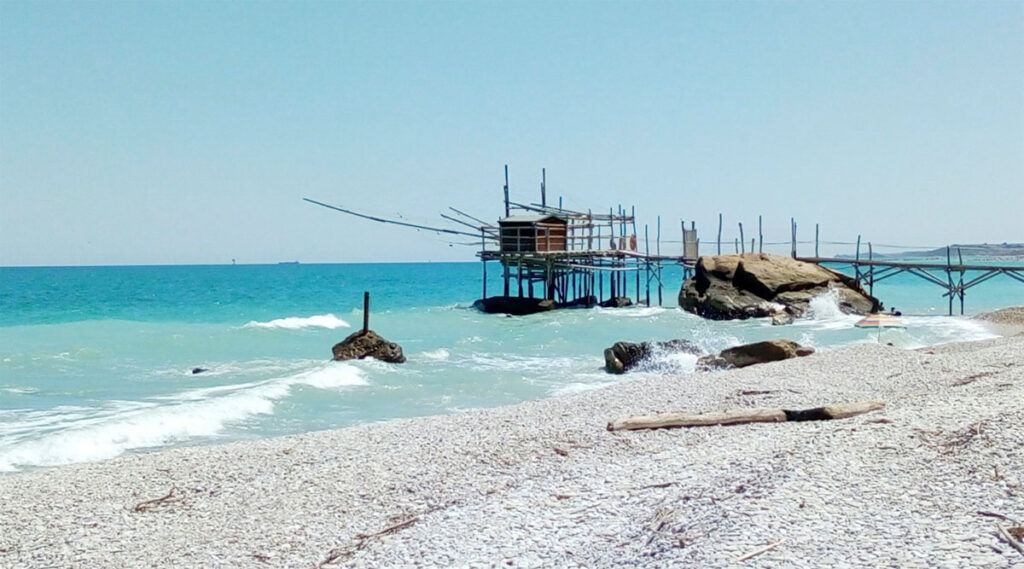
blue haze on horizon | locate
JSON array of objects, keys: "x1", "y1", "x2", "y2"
[{"x1": 1, "y1": 1, "x2": 1022, "y2": 267}]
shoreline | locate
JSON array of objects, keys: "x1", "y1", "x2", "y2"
[{"x1": 3, "y1": 328, "x2": 1023, "y2": 567}]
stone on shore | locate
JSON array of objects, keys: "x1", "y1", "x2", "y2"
[
  {"x1": 679, "y1": 253, "x2": 880, "y2": 320},
  {"x1": 697, "y1": 338, "x2": 814, "y2": 369},
  {"x1": 332, "y1": 329, "x2": 406, "y2": 363},
  {"x1": 604, "y1": 339, "x2": 704, "y2": 374}
]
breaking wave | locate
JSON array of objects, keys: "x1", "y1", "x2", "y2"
[{"x1": 244, "y1": 314, "x2": 350, "y2": 330}]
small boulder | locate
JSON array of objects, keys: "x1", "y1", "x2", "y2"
[
  {"x1": 697, "y1": 339, "x2": 814, "y2": 370},
  {"x1": 604, "y1": 339, "x2": 703, "y2": 374},
  {"x1": 770, "y1": 310, "x2": 795, "y2": 326},
  {"x1": 332, "y1": 330, "x2": 406, "y2": 363}
]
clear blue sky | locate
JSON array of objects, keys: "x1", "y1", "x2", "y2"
[{"x1": 2, "y1": 1, "x2": 1022, "y2": 266}]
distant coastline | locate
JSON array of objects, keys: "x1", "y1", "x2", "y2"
[{"x1": 839, "y1": 242, "x2": 1024, "y2": 260}]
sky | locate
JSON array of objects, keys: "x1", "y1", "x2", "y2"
[{"x1": 1, "y1": 1, "x2": 1022, "y2": 266}]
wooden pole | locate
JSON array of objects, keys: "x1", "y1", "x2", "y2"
[
  {"x1": 815, "y1": 223, "x2": 820, "y2": 258},
  {"x1": 503, "y1": 165, "x2": 510, "y2": 218},
  {"x1": 481, "y1": 229, "x2": 487, "y2": 299},
  {"x1": 633, "y1": 206, "x2": 639, "y2": 301},
  {"x1": 717, "y1": 213, "x2": 723, "y2": 255},
  {"x1": 855, "y1": 235, "x2": 861, "y2": 283},
  {"x1": 947, "y1": 246, "x2": 953, "y2": 316},
  {"x1": 868, "y1": 242, "x2": 874, "y2": 295},
  {"x1": 541, "y1": 167, "x2": 546, "y2": 208},
  {"x1": 739, "y1": 222, "x2": 745, "y2": 253},
  {"x1": 644, "y1": 224, "x2": 651, "y2": 306},
  {"x1": 758, "y1": 215, "x2": 763, "y2": 253},
  {"x1": 791, "y1": 218, "x2": 797, "y2": 257},
  {"x1": 958, "y1": 247, "x2": 965, "y2": 315},
  {"x1": 362, "y1": 291, "x2": 370, "y2": 333}
]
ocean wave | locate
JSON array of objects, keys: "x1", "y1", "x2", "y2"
[
  {"x1": 243, "y1": 314, "x2": 350, "y2": 330},
  {"x1": 419, "y1": 348, "x2": 451, "y2": 361},
  {"x1": 0, "y1": 362, "x2": 367, "y2": 472},
  {"x1": 596, "y1": 306, "x2": 670, "y2": 318}
]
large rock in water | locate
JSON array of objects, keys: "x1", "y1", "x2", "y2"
[
  {"x1": 697, "y1": 339, "x2": 814, "y2": 370},
  {"x1": 604, "y1": 339, "x2": 704, "y2": 374},
  {"x1": 679, "y1": 253, "x2": 880, "y2": 320},
  {"x1": 332, "y1": 330, "x2": 406, "y2": 363}
]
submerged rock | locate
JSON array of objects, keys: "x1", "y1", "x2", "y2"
[
  {"x1": 599, "y1": 297, "x2": 633, "y2": 308},
  {"x1": 332, "y1": 330, "x2": 406, "y2": 364},
  {"x1": 697, "y1": 339, "x2": 814, "y2": 370},
  {"x1": 679, "y1": 253, "x2": 880, "y2": 320},
  {"x1": 604, "y1": 339, "x2": 704, "y2": 374}
]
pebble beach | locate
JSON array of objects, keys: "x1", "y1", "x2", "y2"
[{"x1": 2, "y1": 315, "x2": 1023, "y2": 568}]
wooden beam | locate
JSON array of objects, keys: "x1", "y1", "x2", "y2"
[{"x1": 607, "y1": 401, "x2": 884, "y2": 431}]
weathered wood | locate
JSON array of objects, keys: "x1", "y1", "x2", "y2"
[{"x1": 607, "y1": 401, "x2": 884, "y2": 431}]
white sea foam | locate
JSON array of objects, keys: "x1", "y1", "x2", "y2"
[
  {"x1": 244, "y1": 314, "x2": 350, "y2": 330},
  {"x1": 597, "y1": 306, "x2": 669, "y2": 318},
  {"x1": 420, "y1": 348, "x2": 451, "y2": 361},
  {"x1": 0, "y1": 362, "x2": 368, "y2": 472}
]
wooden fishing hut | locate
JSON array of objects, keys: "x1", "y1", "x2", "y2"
[
  {"x1": 477, "y1": 167, "x2": 698, "y2": 309},
  {"x1": 302, "y1": 165, "x2": 700, "y2": 312}
]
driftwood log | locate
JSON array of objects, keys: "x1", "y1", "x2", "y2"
[{"x1": 607, "y1": 401, "x2": 885, "y2": 431}]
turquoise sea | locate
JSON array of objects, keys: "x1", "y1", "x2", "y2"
[{"x1": 1, "y1": 260, "x2": 1021, "y2": 472}]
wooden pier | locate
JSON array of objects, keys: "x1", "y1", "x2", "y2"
[
  {"x1": 305, "y1": 169, "x2": 1022, "y2": 315},
  {"x1": 784, "y1": 220, "x2": 1024, "y2": 315}
]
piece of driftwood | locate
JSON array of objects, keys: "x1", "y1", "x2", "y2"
[
  {"x1": 607, "y1": 401, "x2": 885, "y2": 431},
  {"x1": 998, "y1": 524, "x2": 1024, "y2": 557},
  {"x1": 735, "y1": 539, "x2": 786, "y2": 562}
]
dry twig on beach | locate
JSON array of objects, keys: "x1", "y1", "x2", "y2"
[
  {"x1": 131, "y1": 487, "x2": 181, "y2": 513},
  {"x1": 319, "y1": 516, "x2": 421, "y2": 566},
  {"x1": 735, "y1": 539, "x2": 786, "y2": 562}
]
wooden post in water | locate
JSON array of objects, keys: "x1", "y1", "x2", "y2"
[
  {"x1": 644, "y1": 224, "x2": 651, "y2": 306},
  {"x1": 739, "y1": 222, "x2": 745, "y2": 253},
  {"x1": 958, "y1": 247, "x2": 965, "y2": 315},
  {"x1": 362, "y1": 291, "x2": 370, "y2": 333},
  {"x1": 481, "y1": 229, "x2": 487, "y2": 299},
  {"x1": 656, "y1": 216, "x2": 662, "y2": 305},
  {"x1": 868, "y1": 242, "x2": 874, "y2": 295},
  {"x1": 946, "y1": 246, "x2": 954, "y2": 316},
  {"x1": 855, "y1": 235, "x2": 862, "y2": 283}
]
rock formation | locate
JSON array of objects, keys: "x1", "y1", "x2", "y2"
[
  {"x1": 697, "y1": 339, "x2": 814, "y2": 370},
  {"x1": 679, "y1": 253, "x2": 880, "y2": 320},
  {"x1": 332, "y1": 330, "x2": 406, "y2": 364},
  {"x1": 604, "y1": 339, "x2": 704, "y2": 374}
]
